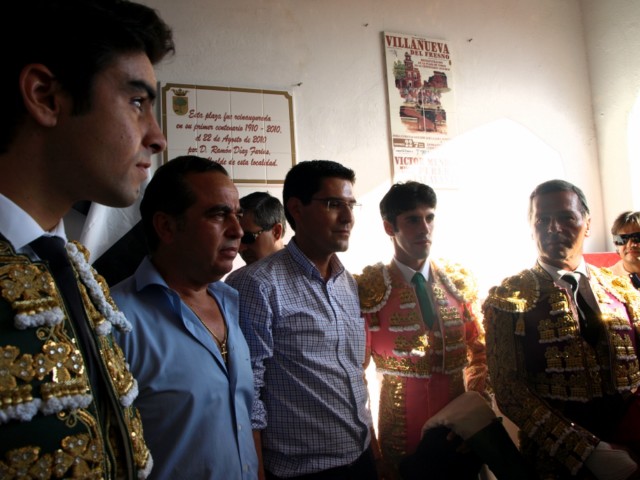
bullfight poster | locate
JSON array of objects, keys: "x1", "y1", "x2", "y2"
[{"x1": 384, "y1": 32, "x2": 456, "y2": 188}]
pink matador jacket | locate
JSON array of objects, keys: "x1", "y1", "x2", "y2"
[{"x1": 355, "y1": 260, "x2": 488, "y2": 477}]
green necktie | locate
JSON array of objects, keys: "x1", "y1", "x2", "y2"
[{"x1": 412, "y1": 272, "x2": 436, "y2": 328}]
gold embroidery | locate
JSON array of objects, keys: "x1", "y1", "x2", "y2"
[
  {"x1": 125, "y1": 406, "x2": 152, "y2": 472},
  {"x1": 0, "y1": 341, "x2": 90, "y2": 411},
  {"x1": 55, "y1": 434, "x2": 103, "y2": 478},
  {"x1": 440, "y1": 348, "x2": 467, "y2": 373},
  {"x1": 0, "y1": 240, "x2": 150, "y2": 476},
  {"x1": 611, "y1": 331, "x2": 635, "y2": 357},
  {"x1": 388, "y1": 310, "x2": 420, "y2": 329},
  {"x1": 378, "y1": 375, "x2": 407, "y2": 480},
  {"x1": 484, "y1": 269, "x2": 539, "y2": 313},
  {"x1": 394, "y1": 334, "x2": 424, "y2": 354},
  {"x1": 355, "y1": 263, "x2": 390, "y2": 313},
  {"x1": 0, "y1": 345, "x2": 36, "y2": 390},
  {"x1": 487, "y1": 262, "x2": 640, "y2": 473},
  {"x1": 99, "y1": 336, "x2": 135, "y2": 400},
  {"x1": 0, "y1": 446, "x2": 53, "y2": 479},
  {"x1": 372, "y1": 351, "x2": 432, "y2": 377},
  {"x1": 0, "y1": 263, "x2": 61, "y2": 323},
  {"x1": 398, "y1": 289, "x2": 414, "y2": 305},
  {"x1": 366, "y1": 260, "x2": 485, "y2": 479},
  {"x1": 40, "y1": 341, "x2": 85, "y2": 383},
  {"x1": 433, "y1": 259, "x2": 479, "y2": 303},
  {"x1": 0, "y1": 433, "x2": 105, "y2": 479}
]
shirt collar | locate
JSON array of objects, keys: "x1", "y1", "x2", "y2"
[
  {"x1": 393, "y1": 257, "x2": 431, "y2": 284},
  {"x1": 287, "y1": 237, "x2": 345, "y2": 281},
  {"x1": 538, "y1": 257, "x2": 588, "y2": 283},
  {"x1": 133, "y1": 255, "x2": 229, "y2": 302},
  {"x1": 0, "y1": 193, "x2": 66, "y2": 250}
]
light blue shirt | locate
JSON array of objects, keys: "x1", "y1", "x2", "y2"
[
  {"x1": 226, "y1": 239, "x2": 372, "y2": 477},
  {"x1": 112, "y1": 256, "x2": 258, "y2": 480}
]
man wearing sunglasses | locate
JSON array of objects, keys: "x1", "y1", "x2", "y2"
[
  {"x1": 609, "y1": 211, "x2": 640, "y2": 290},
  {"x1": 237, "y1": 192, "x2": 286, "y2": 266},
  {"x1": 483, "y1": 180, "x2": 640, "y2": 480}
]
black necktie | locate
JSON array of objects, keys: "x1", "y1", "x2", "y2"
[
  {"x1": 561, "y1": 273, "x2": 600, "y2": 346},
  {"x1": 412, "y1": 272, "x2": 436, "y2": 329},
  {"x1": 29, "y1": 236, "x2": 101, "y2": 390},
  {"x1": 630, "y1": 273, "x2": 640, "y2": 290}
]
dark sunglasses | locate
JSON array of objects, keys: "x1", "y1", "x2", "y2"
[
  {"x1": 241, "y1": 230, "x2": 265, "y2": 245},
  {"x1": 613, "y1": 232, "x2": 640, "y2": 246}
]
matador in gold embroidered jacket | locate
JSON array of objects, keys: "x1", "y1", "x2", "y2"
[
  {"x1": 356, "y1": 259, "x2": 487, "y2": 479},
  {"x1": 483, "y1": 263, "x2": 640, "y2": 479},
  {"x1": 0, "y1": 239, "x2": 151, "y2": 479}
]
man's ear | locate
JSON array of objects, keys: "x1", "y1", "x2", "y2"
[
  {"x1": 152, "y1": 212, "x2": 178, "y2": 245},
  {"x1": 287, "y1": 197, "x2": 302, "y2": 226},
  {"x1": 19, "y1": 64, "x2": 63, "y2": 127},
  {"x1": 271, "y1": 222, "x2": 284, "y2": 240},
  {"x1": 383, "y1": 219, "x2": 395, "y2": 237},
  {"x1": 584, "y1": 216, "x2": 591, "y2": 238}
]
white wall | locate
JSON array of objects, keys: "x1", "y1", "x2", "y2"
[
  {"x1": 581, "y1": 0, "x2": 640, "y2": 248},
  {"x1": 122, "y1": 0, "x2": 603, "y2": 294}
]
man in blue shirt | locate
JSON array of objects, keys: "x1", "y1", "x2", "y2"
[
  {"x1": 227, "y1": 160, "x2": 379, "y2": 479},
  {"x1": 112, "y1": 155, "x2": 258, "y2": 479}
]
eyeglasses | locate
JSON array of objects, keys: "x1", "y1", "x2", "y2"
[
  {"x1": 240, "y1": 230, "x2": 265, "y2": 245},
  {"x1": 311, "y1": 197, "x2": 362, "y2": 212},
  {"x1": 613, "y1": 232, "x2": 640, "y2": 246}
]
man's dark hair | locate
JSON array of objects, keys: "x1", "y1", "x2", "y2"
[
  {"x1": 141, "y1": 156, "x2": 228, "y2": 252},
  {"x1": 240, "y1": 192, "x2": 286, "y2": 235},
  {"x1": 282, "y1": 160, "x2": 355, "y2": 230},
  {"x1": 611, "y1": 211, "x2": 640, "y2": 235},
  {"x1": 2, "y1": 0, "x2": 175, "y2": 152},
  {"x1": 380, "y1": 181, "x2": 437, "y2": 228},
  {"x1": 528, "y1": 179, "x2": 590, "y2": 221}
]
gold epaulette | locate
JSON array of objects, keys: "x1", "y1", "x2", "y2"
[
  {"x1": 483, "y1": 269, "x2": 538, "y2": 313},
  {"x1": 434, "y1": 258, "x2": 478, "y2": 303},
  {"x1": 354, "y1": 263, "x2": 391, "y2": 313}
]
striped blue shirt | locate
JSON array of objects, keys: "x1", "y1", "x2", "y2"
[{"x1": 226, "y1": 239, "x2": 372, "y2": 477}]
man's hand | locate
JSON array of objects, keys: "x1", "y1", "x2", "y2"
[
  {"x1": 421, "y1": 391, "x2": 496, "y2": 440},
  {"x1": 585, "y1": 441, "x2": 638, "y2": 480}
]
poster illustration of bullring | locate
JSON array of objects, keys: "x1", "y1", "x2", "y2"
[{"x1": 384, "y1": 32, "x2": 456, "y2": 188}]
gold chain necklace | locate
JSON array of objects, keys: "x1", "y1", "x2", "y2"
[{"x1": 186, "y1": 305, "x2": 228, "y2": 363}]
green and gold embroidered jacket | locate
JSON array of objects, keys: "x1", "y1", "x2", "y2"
[
  {"x1": 483, "y1": 263, "x2": 640, "y2": 478},
  {"x1": 0, "y1": 239, "x2": 151, "y2": 479}
]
